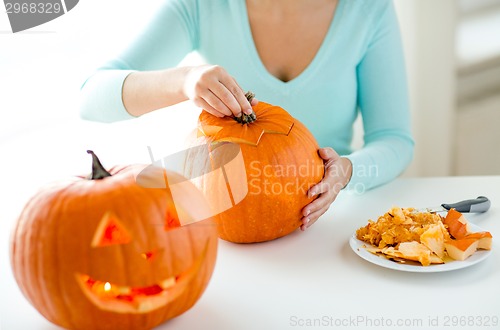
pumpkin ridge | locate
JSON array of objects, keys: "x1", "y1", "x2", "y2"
[
  {"x1": 118, "y1": 178, "x2": 153, "y2": 284},
  {"x1": 37, "y1": 187, "x2": 60, "y2": 323},
  {"x1": 15, "y1": 199, "x2": 39, "y2": 319},
  {"x1": 50, "y1": 185, "x2": 78, "y2": 327},
  {"x1": 69, "y1": 182, "x2": 101, "y2": 329}
]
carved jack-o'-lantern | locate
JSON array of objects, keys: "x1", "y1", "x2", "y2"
[{"x1": 10, "y1": 151, "x2": 218, "y2": 330}]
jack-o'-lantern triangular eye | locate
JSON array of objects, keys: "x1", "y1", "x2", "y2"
[
  {"x1": 164, "y1": 208, "x2": 181, "y2": 231},
  {"x1": 91, "y1": 212, "x2": 132, "y2": 247}
]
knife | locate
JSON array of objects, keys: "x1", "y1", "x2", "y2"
[{"x1": 415, "y1": 196, "x2": 491, "y2": 214}]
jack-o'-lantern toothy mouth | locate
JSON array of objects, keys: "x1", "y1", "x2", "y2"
[{"x1": 75, "y1": 241, "x2": 210, "y2": 314}]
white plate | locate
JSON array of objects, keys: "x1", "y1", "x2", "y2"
[{"x1": 349, "y1": 223, "x2": 492, "y2": 273}]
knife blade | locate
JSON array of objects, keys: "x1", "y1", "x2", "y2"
[{"x1": 415, "y1": 196, "x2": 491, "y2": 214}]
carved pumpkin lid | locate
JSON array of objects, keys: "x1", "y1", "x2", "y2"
[{"x1": 197, "y1": 102, "x2": 294, "y2": 146}]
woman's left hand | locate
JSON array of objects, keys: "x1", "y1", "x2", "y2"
[{"x1": 300, "y1": 147, "x2": 353, "y2": 231}]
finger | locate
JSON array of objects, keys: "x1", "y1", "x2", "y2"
[
  {"x1": 216, "y1": 76, "x2": 251, "y2": 117},
  {"x1": 192, "y1": 95, "x2": 226, "y2": 118},
  {"x1": 202, "y1": 89, "x2": 234, "y2": 117},
  {"x1": 319, "y1": 147, "x2": 338, "y2": 159},
  {"x1": 303, "y1": 179, "x2": 344, "y2": 217},
  {"x1": 305, "y1": 148, "x2": 341, "y2": 198},
  {"x1": 300, "y1": 217, "x2": 310, "y2": 231},
  {"x1": 307, "y1": 180, "x2": 329, "y2": 199},
  {"x1": 209, "y1": 81, "x2": 243, "y2": 117},
  {"x1": 301, "y1": 192, "x2": 339, "y2": 229},
  {"x1": 229, "y1": 77, "x2": 255, "y2": 114},
  {"x1": 300, "y1": 208, "x2": 325, "y2": 230},
  {"x1": 307, "y1": 176, "x2": 343, "y2": 199},
  {"x1": 301, "y1": 204, "x2": 330, "y2": 230},
  {"x1": 319, "y1": 147, "x2": 340, "y2": 165},
  {"x1": 304, "y1": 181, "x2": 329, "y2": 214},
  {"x1": 302, "y1": 189, "x2": 337, "y2": 217},
  {"x1": 228, "y1": 77, "x2": 254, "y2": 115}
]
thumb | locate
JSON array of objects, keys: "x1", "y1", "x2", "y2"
[{"x1": 318, "y1": 147, "x2": 340, "y2": 161}]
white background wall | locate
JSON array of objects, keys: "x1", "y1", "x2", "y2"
[
  {"x1": 394, "y1": 0, "x2": 457, "y2": 177},
  {"x1": 1, "y1": 0, "x2": 499, "y2": 177},
  {"x1": 0, "y1": 0, "x2": 165, "y2": 135},
  {"x1": 395, "y1": 0, "x2": 500, "y2": 177}
]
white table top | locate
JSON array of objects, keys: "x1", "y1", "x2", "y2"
[{"x1": 1, "y1": 116, "x2": 499, "y2": 330}]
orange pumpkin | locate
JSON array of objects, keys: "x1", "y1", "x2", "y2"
[
  {"x1": 186, "y1": 93, "x2": 324, "y2": 243},
  {"x1": 10, "y1": 151, "x2": 218, "y2": 330}
]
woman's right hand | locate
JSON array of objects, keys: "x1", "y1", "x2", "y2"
[{"x1": 183, "y1": 65, "x2": 257, "y2": 118}]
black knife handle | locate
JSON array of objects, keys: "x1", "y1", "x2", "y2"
[{"x1": 441, "y1": 196, "x2": 491, "y2": 213}]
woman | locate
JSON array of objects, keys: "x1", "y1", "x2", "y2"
[{"x1": 80, "y1": 0, "x2": 414, "y2": 231}]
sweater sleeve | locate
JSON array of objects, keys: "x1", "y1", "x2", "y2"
[
  {"x1": 79, "y1": 0, "x2": 198, "y2": 122},
  {"x1": 344, "y1": 1, "x2": 414, "y2": 192}
]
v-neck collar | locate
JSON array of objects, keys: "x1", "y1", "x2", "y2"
[{"x1": 237, "y1": 0, "x2": 346, "y2": 90}]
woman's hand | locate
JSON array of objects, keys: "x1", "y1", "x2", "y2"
[
  {"x1": 184, "y1": 65, "x2": 258, "y2": 118},
  {"x1": 300, "y1": 147, "x2": 352, "y2": 231}
]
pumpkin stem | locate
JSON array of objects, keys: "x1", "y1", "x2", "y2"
[
  {"x1": 234, "y1": 91, "x2": 257, "y2": 125},
  {"x1": 86, "y1": 150, "x2": 112, "y2": 180},
  {"x1": 245, "y1": 91, "x2": 255, "y2": 103}
]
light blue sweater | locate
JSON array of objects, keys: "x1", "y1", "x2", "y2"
[{"x1": 80, "y1": 0, "x2": 414, "y2": 191}]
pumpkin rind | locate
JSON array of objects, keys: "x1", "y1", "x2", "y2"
[
  {"x1": 188, "y1": 101, "x2": 324, "y2": 243},
  {"x1": 10, "y1": 164, "x2": 218, "y2": 330}
]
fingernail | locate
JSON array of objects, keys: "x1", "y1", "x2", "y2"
[
  {"x1": 304, "y1": 209, "x2": 310, "y2": 216},
  {"x1": 309, "y1": 191, "x2": 315, "y2": 198},
  {"x1": 305, "y1": 217, "x2": 310, "y2": 225},
  {"x1": 245, "y1": 108, "x2": 253, "y2": 115}
]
